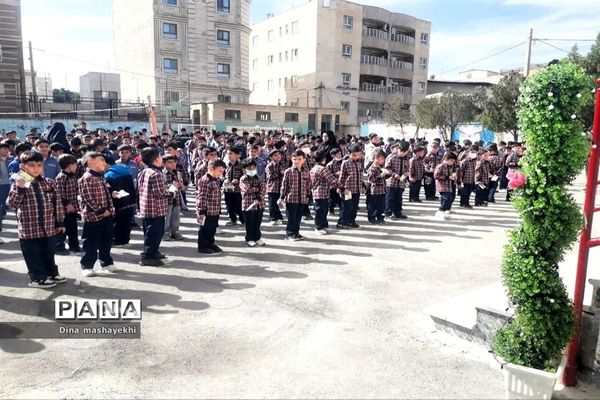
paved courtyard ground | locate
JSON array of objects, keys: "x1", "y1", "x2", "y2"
[{"x1": 0, "y1": 183, "x2": 595, "y2": 399}]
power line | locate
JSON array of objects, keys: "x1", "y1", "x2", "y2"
[
  {"x1": 535, "y1": 38, "x2": 596, "y2": 42},
  {"x1": 537, "y1": 39, "x2": 571, "y2": 54},
  {"x1": 440, "y1": 41, "x2": 527, "y2": 76}
]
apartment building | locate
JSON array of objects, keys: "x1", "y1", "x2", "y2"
[
  {"x1": 249, "y1": 0, "x2": 431, "y2": 135},
  {"x1": 0, "y1": 0, "x2": 26, "y2": 113},
  {"x1": 113, "y1": 0, "x2": 251, "y2": 120}
]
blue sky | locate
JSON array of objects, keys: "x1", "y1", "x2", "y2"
[{"x1": 21, "y1": 0, "x2": 599, "y2": 94}]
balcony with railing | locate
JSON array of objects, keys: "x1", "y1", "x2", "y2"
[
  {"x1": 362, "y1": 26, "x2": 389, "y2": 40},
  {"x1": 390, "y1": 33, "x2": 415, "y2": 45},
  {"x1": 360, "y1": 54, "x2": 413, "y2": 70},
  {"x1": 359, "y1": 82, "x2": 411, "y2": 94}
]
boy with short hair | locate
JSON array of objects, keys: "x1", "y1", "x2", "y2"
[
  {"x1": 385, "y1": 142, "x2": 410, "y2": 220},
  {"x1": 337, "y1": 144, "x2": 363, "y2": 229},
  {"x1": 408, "y1": 146, "x2": 426, "y2": 203},
  {"x1": 8, "y1": 151, "x2": 66, "y2": 288},
  {"x1": 326, "y1": 148, "x2": 343, "y2": 215},
  {"x1": 280, "y1": 150, "x2": 311, "y2": 241},
  {"x1": 79, "y1": 152, "x2": 118, "y2": 276},
  {"x1": 197, "y1": 160, "x2": 227, "y2": 254},
  {"x1": 458, "y1": 145, "x2": 479, "y2": 209},
  {"x1": 265, "y1": 149, "x2": 285, "y2": 225},
  {"x1": 475, "y1": 149, "x2": 491, "y2": 207},
  {"x1": 54, "y1": 154, "x2": 81, "y2": 254},
  {"x1": 224, "y1": 147, "x2": 245, "y2": 226},
  {"x1": 434, "y1": 152, "x2": 459, "y2": 220},
  {"x1": 138, "y1": 147, "x2": 176, "y2": 266},
  {"x1": 368, "y1": 150, "x2": 390, "y2": 224},
  {"x1": 240, "y1": 158, "x2": 266, "y2": 247},
  {"x1": 162, "y1": 154, "x2": 185, "y2": 241},
  {"x1": 310, "y1": 150, "x2": 340, "y2": 235}
]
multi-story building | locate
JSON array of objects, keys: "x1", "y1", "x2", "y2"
[
  {"x1": 113, "y1": 0, "x2": 251, "y2": 120},
  {"x1": 0, "y1": 0, "x2": 26, "y2": 113},
  {"x1": 24, "y1": 70, "x2": 53, "y2": 101},
  {"x1": 79, "y1": 72, "x2": 121, "y2": 116},
  {"x1": 249, "y1": 0, "x2": 430, "y2": 135}
]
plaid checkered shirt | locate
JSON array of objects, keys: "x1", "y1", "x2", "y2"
[
  {"x1": 385, "y1": 154, "x2": 409, "y2": 188},
  {"x1": 409, "y1": 156, "x2": 425, "y2": 181},
  {"x1": 224, "y1": 161, "x2": 243, "y2": 193},
  {"x1": 8, "y1": 177, "x2": 65, "y2": 239},
  {"x1": 475, "y1": 160, "x2": 491, "y2": 185},
  {"x1": 196, "y1": 173, "x2": 222, "y2": 216},
  {"x1": 506, "y1": 152, "x2": 522, "y2": 170},
  {"x1": 266, "y1": 160, "x2": 283, "y2": 193},
  {"x1": 240, "y1": 175, "x2": 266, "y2": 210},
  {"x1": 310, "y1": 164, "x2": 340, "y2": 200},
  {"x1": 339, "y1": 159, "x2": 362, "y2": 194},
  {"x1": 368, "y1": 164, "x2": 387, "y2": 195},
  {"x1": 138, "y1": 166, "x2": 172, "y2": 218},
  {"x1": 55, "y1": 171, "x2": 79, "y2": 213},
  {"x1": 163, "y1": 169, "x2": 182, "y2": 206},
  {"x1": 488, "y1": 154, "x2": 505, "y2": 176},
  {"x1": 175, "y1": 156, "x2": 190, "y2": 186},
  {"x1": 434, "y1": 162, "x2": 457, "y2": 193},
  {"x1": 459, "y1": 158, "x2": 477, "y2": 185},
  {"x1": 326, "y1": 158, "x2": 342, "y2": 178},
  {"x1": 79, "y1": 170, "x2": 115, "y2": 223},
  {"x1": 424, "y1": 151, "x2": 443, "y2": 174},
  {"x1": 194, "y1": 160, "x2": 209, "y2": 184},
  {"x1": 280, "y1": 166, "x2": 311, "y2": 204}
]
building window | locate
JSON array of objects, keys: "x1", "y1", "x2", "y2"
[
  {"x1": 340, "y1": 101, "x2": 350, "y2": 111},
  {"x1": 162, "y1": 23, "x2": 177, "y2": 39},
  {"x1": 0, "y1": 45, "x2": 3, "y2": 62},
  {"x1": 341, "y1": 73, "x2": 351, "y2": 86},
  {"x1": 279, "y1": 26, "x2": 283, "y2": 36},
  {"x1": 217, "y1": 30, "x2": 230, "y2": 45},
  {"x1": 419, "y1": 57, "x2": 428, "y2": 69},
  {"x1": 285, "y1": 24, "x2": 289, "y2": 35},
  {"x1": 252, "y1": 35, "x2": 259, "y2": 47},
  {"x1": 343, "y1": 15, "x2": 353, "y2": 29},
  {"x1": 285, "y1": 51, "x2": 289, "y2": 61},
  {"x1": 420, "y1": 33, "x2": 429, "y2": 44},
  {"x1": 162, "y1": 0, "x2": 177, "y2": 5},
  {"x1": 252, "y1": 82, "x2": 258, "y2": 91},
  {"x1": 279, "y1": 52, "x2": 282, "y2": 62},
  {"x1": 342, "y1": 44, "x2": 352, "y2": 57},
  {"x1": 284, "y1": 77, "x2": 288, "y2": 87},
  {"x1": 291, "y1": 49, "x2": 298, "y2": 61},
  {"x1": 268, "y1": 80, "x2": 274, "y2": 91},
  {"x1": 217, "y1": 0, "x2": 230, "y2": 13},
  {"x1": 164, "y1": 91, "x2": 179, "y2": 116},
  {"x1": 256, "y1": 111, "x2": 271, "y2": 121},
  {"x1": 418, "y1": 81, "x2": 426, "y2": 92},
  {"x1": 225, "y1": 109, "x2": 240, "y2": 120},
  {"x1": 268, "y1": 30, "x2": 274, "y2": 41},
  {"x1": 268, "y1": 55, "x2": 274, "y2": 65},
  {"x1": 285, "y1": 112, "x2": 299, "y2": 122},
  {"x1": 292, "y1": 21, "x2": 299, "y2": 34},
  {"x1": 217, "y1": 63, "x2": 230, "y2": 78},
  {"x1": 291, "y1": 75, "x2": 298, "y2": 88},
  {"x1": 252, "y1": 59, "x2": 258, "y2": 69},
  {"x1": 323, "y1": 0, "x2": 331, "y2": 7},
  {"x1": 163, "y1": 58, "x2": 178, "y2": 74},
  {"x1": 218, "y1": 94, "x2": 231, "y2": 102},
  {"x1": 278, "y1": 78, "x2": 282, "y2": 87}
]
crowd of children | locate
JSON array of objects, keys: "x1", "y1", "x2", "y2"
[{"x1": 0, "y1": 124, "x2": 523, "y2": 288}]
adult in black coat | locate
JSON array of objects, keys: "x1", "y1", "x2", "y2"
[
  {"x1": 44, "y1": 122, "x2": 70, "y2": 153},
  {"x1": 317, "y1": 130, "x2": 339, "y2": 163}
]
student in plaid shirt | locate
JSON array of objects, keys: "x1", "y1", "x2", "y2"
[
  {"x1": 79, "y1": 152, "x2": 118, "y2": 277},
  {"x1": 279, "y1": 150, "x2": 311, "y2": 241},
  {"x1": 487, "y1": 144, "x2": 504, "y2": 203},
  {"x1": 196, "y1": 160, "x2": 227, "y2": 254},
  {"x1": 424, "y1": 140, "x2": 443, "y2": 201},
  {"x1": 326, "y1": 148, "x2": 343, "y2": 215},
  {"x1": 368, "y1": 150, "x2": 391, "y2": 225},
  {"x1": 138, "y1": 147, "x2": 177, "y2": 267},
  {"x1": 224, "y1": 147, "x2": 245, "y2": 226},
  {"x1": 475, "y1": 149, "x2": 492, "y2": 207},
  {"x1": 162, "y1": 155, "x2": 185, "y2": 242},
  {"x1": 298, "y1": 141, "x2": 315, "y2": 221},
  {"x1": 385, "y1": 141, "x2": 410, "y2": 220},
  {"x1": 337, "y1": 144, "x2": 363, "y2": 229},
  {"x1": 194, "y1": 147, "x2": 218, "y2": 184},
  {"x1": 434, "y1": 152, "x2": 459, "y2": 220},
  {"x1": 408, "y1": 146, "x2": 426, "y2": 203},
  {"x1": 240, "y1": 159, "x2": 266, "y2": 247},
  {"x1": 505, "y1": 143, "x2": 524, "y2": 201},
  {"x1": 310, "y1": 150, "x2": 341, "y2": 235},
  {"x1": 54, "y1": 154, "x2": 81, "y2": 254},
  {"x1": 8, "y1": 151, "x2": 66, "y2": 288},
  {"x1": 265, "y1": 149, "x2": 284, "y2": 225},
  {"x1": 165, "y1": 142, "x2": 190, "y2": 211},
  {"x1": 458, "y1": 146, "x2": 478, "y2": 208}
]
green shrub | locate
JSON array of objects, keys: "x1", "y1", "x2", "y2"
[{"x1": 494, "y1": 61, "x2": 593, "y2": 371}]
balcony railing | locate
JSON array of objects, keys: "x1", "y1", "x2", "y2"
[
  {"x1": 390, "y1": 33, "x2": 415, "y2": 45},
  {"x1": 362, "y1": 26, "x2": 416, "y2": 46},
  {"x1": 362, "y1": 26, "x2": 388, "y2": 40},
  {"x1": 361, "y1": 54, "x2": 413, "y2": 70},
  {"x1": 360, "y1": 83, "x2": 411, "y2": 94}
]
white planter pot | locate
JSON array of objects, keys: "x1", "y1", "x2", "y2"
[{"x1": 502, "y1": 356, "x2": 566, "y2": 400}]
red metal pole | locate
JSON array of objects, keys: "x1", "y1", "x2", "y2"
[{"x1": 562, "y1": 78, "x2": 600, "y2": 386}]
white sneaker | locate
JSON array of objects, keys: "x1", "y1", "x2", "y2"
[
  {"x1": 81, "y1": 269, "x2": 96, "y2": 277},
  {"x1": 225, "y1": 221, "x2": 238, "y2": 226},
  {"x1": 444, "y1": 210, "x2": 452, "y2": 215},
  {"x1": 102, "y1": 265, "x2": 119, "y2": 273},
  {"x1": 0, "y1": 237, "x2": 5, "y2": 245},
  {"x1": 256, "y1": 239, "x2": 266, "y2": 246},
  {"x1": 270, "y1": 220, "x2": 282, "y2": 226},
  {"x1": 435, "y1": 211, "x2": 447, "y2": 221},
  {"x1": 316, "y1": 229, "x2": 328, "y2": 235},
  {"x1": 215, "y1": 227, "x2": 223, "y2": 234},
  {"x1": 247, "y1": 241, "x2": 257, "y2": 247}
]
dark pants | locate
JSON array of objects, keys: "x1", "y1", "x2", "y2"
[
  {"x1": 20, "y1": 237, "x2": 58, "y2": 281},
  {"x1": 243, "y1": 209, "x2": 263, "y2": 242},
  {"x1": 329, "y1": 189, "x2": 342, "y2": 213},
  {"x1": 365, "y1": 183, "x2": 372, "y2": 207},
  {"x1": 460, "y1": 183, "x2": 475, "y2": 206},
  {"x1": 268, "y1": 192, "x2": 283, "y2": 221},
  {"x1": 0, "y1": 184, "x2": 9, "y2": 234},
  {"x1": 409, "y1": 180, "x2": 422, "y2": 201},
  {"x1": 286, "y1": 203, "x2": 304, "y2": 236},
  {"x1": 81, "y1": 217, "x2": 114, "y2": 269},
  {"x1": 424, "y1": 174, "x2": 436, "y2": 199},
  {"x1": 56, "y1": 212, "x2": 79, "y2": 250},
  {"x1": 198, "y1": 215, "x2": 219, "y2": 250},
  {"x1": 368, "y1": 194, "x2": 385, "y2": 222},
  {"x1": 440, "y1": 191, "x2": 456, "y2": 211},
  {"x1": 385, "y1": 187, "x2": 404, "y2": 217},
  {"x1": 488, "y1": 180, "x2": 498, "y2": 202},
  {"x1": 339, "y1": 193, "x2": 359, "y2": 225},
  {"x1": 303, "y1": 194, "x2": 313, "y2": 217},
  {"x1": 114, "y1": 207, "x2": 134, "y2": 245},
  {"x1": 475, "y1": 185, "x2": 489, "y2": 205},
  {"x1": 314, "y1": 198, "x2": 330, "y2": 230},
  {"x1": 499, "y1": 167, "x2": 509, "y2": 190},
  {"x1": 224, "y1": 192, "x2": 245, "y2": 223},
  {"x1": 142, "y1": 217, "x2": 165, "y2": 259}
]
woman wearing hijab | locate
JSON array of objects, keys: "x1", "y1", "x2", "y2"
[
  {"x1": 44, "y1": 122, "x2": 70, "y2": 154},
  {"x1": 318, "y1": 130, "x2": 339, "y2": 164}
]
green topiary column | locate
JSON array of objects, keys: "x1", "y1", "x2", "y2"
[{"x1": 494, "y1": 62, "x2": 593, "y2": 371}]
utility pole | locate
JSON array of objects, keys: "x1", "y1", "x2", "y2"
[
  {"x1": 28, "y1": 41, "x2": 37, "y2": 112},
  {"x1": 318, "y1": 81, "x2": 323, "y2": 109},
  {"x1": 525, "y1": 28, "x2": 533, "y2": 77}
]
